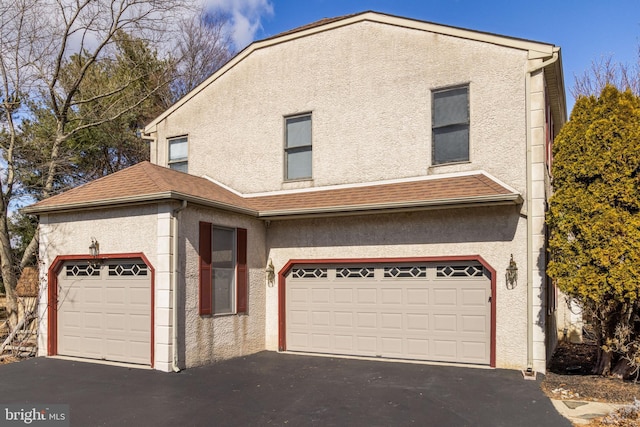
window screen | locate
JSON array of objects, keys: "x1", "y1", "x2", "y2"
[
  {"x1": 432, "y1": 86, "x2": 469, "y2": 165},
  {"x1": 212, "y1": 227, "x2": 235, "y2": 314},
  {"x1": 168, "y1": 136, "x2": 188, "y2": 173},
  {"x1": 285, "y1": 114, "x2": 312, "y2": 180}
]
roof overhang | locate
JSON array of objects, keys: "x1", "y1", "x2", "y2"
[
  {"x1": 144, "y1": 11, "x2": 560, "y2": 134},
  {"x1": 23, "y1": 190, "x2": 522, "y2": 218},
  {"x1": 257, "y1": 193, "x2": 523, "y2": 220},
  {"x1": 22, "y1": 167, "x2": 523, "y2": 220},
  {"x1": 22, "y1": 191, "x2": 259, "y2": 217}
]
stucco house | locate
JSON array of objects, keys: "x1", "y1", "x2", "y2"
[{"x1": 25, "y1": 11, "x2": 567, "y2": 373}]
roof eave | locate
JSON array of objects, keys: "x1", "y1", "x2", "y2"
[
  {"x1": 22, "y1": 191, "x2": 259, "y2": 217},
  {"x1": 22, "y1": 192, "x2": 176, "y2": 215},
  {"x1": 548, "y1": 48, "x2": 568, "y2": 126},
  {"x1": 144, "y1": 11, "x2": 559, "y2": 133},
  {"x1": 257, "y1": 193, "x2": 523, "y2": 220}
]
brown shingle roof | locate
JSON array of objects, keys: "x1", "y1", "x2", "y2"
[
  {"x1": 24, "y1": 162, "x2": 521, "y2": 218},
  {"x1": 251, "y1": 174, "x2": 517, "y2": 216},
  {"x1": 27, "y1": 161, "x2": 255, "y2": 214}
]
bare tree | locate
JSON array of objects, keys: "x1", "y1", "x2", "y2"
[
  {"x1": 0, "y1": 0, "x2": 190, "y2": 330},
  {"x1": 0, "y1": 0, "x2": 46, "y2": 330},
  {"x1": 572, "y1": 51, "x2": 640, "y2": 99},
  {"x1": 172, "y1": 8, "x2": 235, "y2": 100}
]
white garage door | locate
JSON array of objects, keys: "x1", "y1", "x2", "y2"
[
  {"x1": 57, "y1": 260, "x2": 151, "y2": 365},
  {"x1": 286, "y1": 262, "x2": 491, "y2": 365}
]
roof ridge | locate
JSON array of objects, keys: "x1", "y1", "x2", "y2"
[
  {"x1": 243, "y1": 170, "x2": 485, "y2": 198},
  {"x1": 142, "y1": 161, "x2": 248, "y2": 196},
  {"x1": 44, "y1": 161, "x2": 158, "y2": 199},
  {"x1": 260, "y1": 11, "x2": 368, "y2": 41},
  {"x1": 139, "y1": 161, "x2": 176, "y2": 192}
]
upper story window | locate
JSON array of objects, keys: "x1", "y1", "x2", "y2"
[
  {"x1": 432, "y1": 85, "x2": 470, "y2": 165},
  {"x1": 284, "y1": 114, "x2": 312, "y2": 180},
  {"x1": 168, "y1": 136, "x2": 188, "y2": 173}
]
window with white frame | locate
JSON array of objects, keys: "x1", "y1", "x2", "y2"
[
  {"x1": 284, "y1": 114, "x2": 312, "y2": 180},
  {"x1": 432, "y1": 85, "x2": 470, "y2": 165},
  {"x1": 168, "y1": 136, "x2": 188, "y2": 172}
]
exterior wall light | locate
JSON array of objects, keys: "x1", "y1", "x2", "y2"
[
  {"x1": 265, "y1": 259, "x2": 275, "y2": 286},
  {"x1": 506, "y1": 254, "x2": 518, "y2": 289},
  {"x1": 89, "y1": 238, "x2": 100, "y2": 258}
]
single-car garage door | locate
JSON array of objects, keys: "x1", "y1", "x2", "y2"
[
  {"x1": 286, "y1": 262, "x2": 491, "y2": 365},
  {"x1": 57, "y1": 260, "x2": 151, "y2": 365}
]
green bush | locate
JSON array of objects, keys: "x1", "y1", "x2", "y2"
[{"x1": 547, "y1": 85, "x2": 640, "y2": 375}]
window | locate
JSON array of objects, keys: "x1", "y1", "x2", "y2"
[
  {"x1": 168, "y1": 136, "x2": 188, "y2": 172},
  {"x1": 199, "y1": 222, "x2": 247, "y2": 316},
  {"x1": 432, "y1": 85, "x2": 469, "y2": 165},
  {"x1": 284, "y1": 114, "x2": 312, "y2": 180},
  {"x1": 212, "y1": 227, "x2": 234, "y2": 314}
]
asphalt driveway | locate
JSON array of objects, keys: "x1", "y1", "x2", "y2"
[{"x1": 0, "y1": 352, "x2": 569, "y2": 426}]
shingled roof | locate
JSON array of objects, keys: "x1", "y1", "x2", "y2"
[
  {"x1": 24, "y1": 161, "x2": 255, "y2": 215},
  {"x1": 251, "y1": 173, "x2": 520, "y2": 218},
  {"x1": 23, "y1": 162, "x2": 522, "y2": 219}
]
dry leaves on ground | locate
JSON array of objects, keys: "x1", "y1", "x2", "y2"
[
  {"x1": 543, "y1": 342, "x2": 640, "y2": 427},
  {"x1": 542, "y1": 342, "x2": 640, "y2": 404}
]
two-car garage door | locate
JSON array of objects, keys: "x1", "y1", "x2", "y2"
[
  {"x1": 286, "y1": 262, "x2": 491, "y2": 365},
  {"x1": 56, "y1": 260, "x2": 151, "y2": 365}
]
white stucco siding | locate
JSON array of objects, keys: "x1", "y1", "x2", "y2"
[
  {"x1": 36, "y1": 205, "x2": 161, "y2": 361},
  {"x1": 263, "y1": 207, "x2": 530, "y2": 370},
  {"x1": 38, "y1": 205, "x2": 159, "y2": 263},
  {"x1": 180, "y1": 206, "x2": 266, "y2": 367},
  {"x1": 151, "y1": 21, "x2": 528, "y2": 195}
]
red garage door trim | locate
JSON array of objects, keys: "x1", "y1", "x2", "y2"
[
  {"x1": 278, "y1": 256, "x2": 496, "y2": 367},
  {"x1": 47, "y1": 253, "x2": 155, "y2": 368}
]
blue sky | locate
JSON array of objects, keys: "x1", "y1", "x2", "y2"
[{"x1": 206, "y1": 0, "x2": 640, "y2": 113}]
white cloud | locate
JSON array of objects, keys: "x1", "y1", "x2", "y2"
[{"x1": 203, "y1": 0, "x2": 274, "y2": 50}]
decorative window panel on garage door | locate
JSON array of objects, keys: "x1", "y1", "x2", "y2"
[
  {"x1": 286, "y1": 263, "x2": 491, "y2": 365},
  {"x1": 57, "y1": 260, "x2": 151, "y2": 365}
]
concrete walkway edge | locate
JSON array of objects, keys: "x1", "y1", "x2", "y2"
[{"x1": 551, "y1": 399, "x2": 625, "y2": 425}]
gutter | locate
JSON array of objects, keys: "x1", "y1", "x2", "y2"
[
  {"x1": 258, "y1": 193, "x2": 523, "y2": 220},
  {"x1": 525, "y1": 49, "x2": 559, "y2": 374},
  {"x1": 22, "y1": 191, "x2": 258, "y2": 217},
  {"x1": 22, "y1": 189, "x2": 521, "y2": 220},
  {"x1": 171, "y1": 200, "x2": 188, "y2": 372}
]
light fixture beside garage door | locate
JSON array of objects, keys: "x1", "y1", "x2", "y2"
[
  {"x1": 89, "y1": 237, "x2": 100, "y2": 267},
  {"x1": 265, "y1": 259, "x2": 275, "y2": 286},
  {"x1": 505, "y1": 254, "x2": 518, "y2": 289}
]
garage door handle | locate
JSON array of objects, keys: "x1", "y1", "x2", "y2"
[{"x1": 488, "y1": 296, "x2": 492, "y2": 303}]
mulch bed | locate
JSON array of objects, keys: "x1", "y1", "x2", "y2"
[{"x1": 541, "y1": 342, "x2": 640, "y2": 403}]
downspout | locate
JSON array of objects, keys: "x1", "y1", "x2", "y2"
[
  {"x1": 171, "y1": 200, "x2": 188, "y2": 372},
  {"x1": 525, "y1": 50, "x2": 559, "y2": 373}
]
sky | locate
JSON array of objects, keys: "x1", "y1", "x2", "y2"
[{"x1": 203, "y1": 0, "x2": 640, "y2": 113}]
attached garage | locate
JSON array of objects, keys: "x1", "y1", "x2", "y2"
[
  {"x1": 54, "y1": 259, "x2": 152, "y2": 365},
  {"x1": 283, "y1": 260, "x2": 493, "y2": 365}
]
